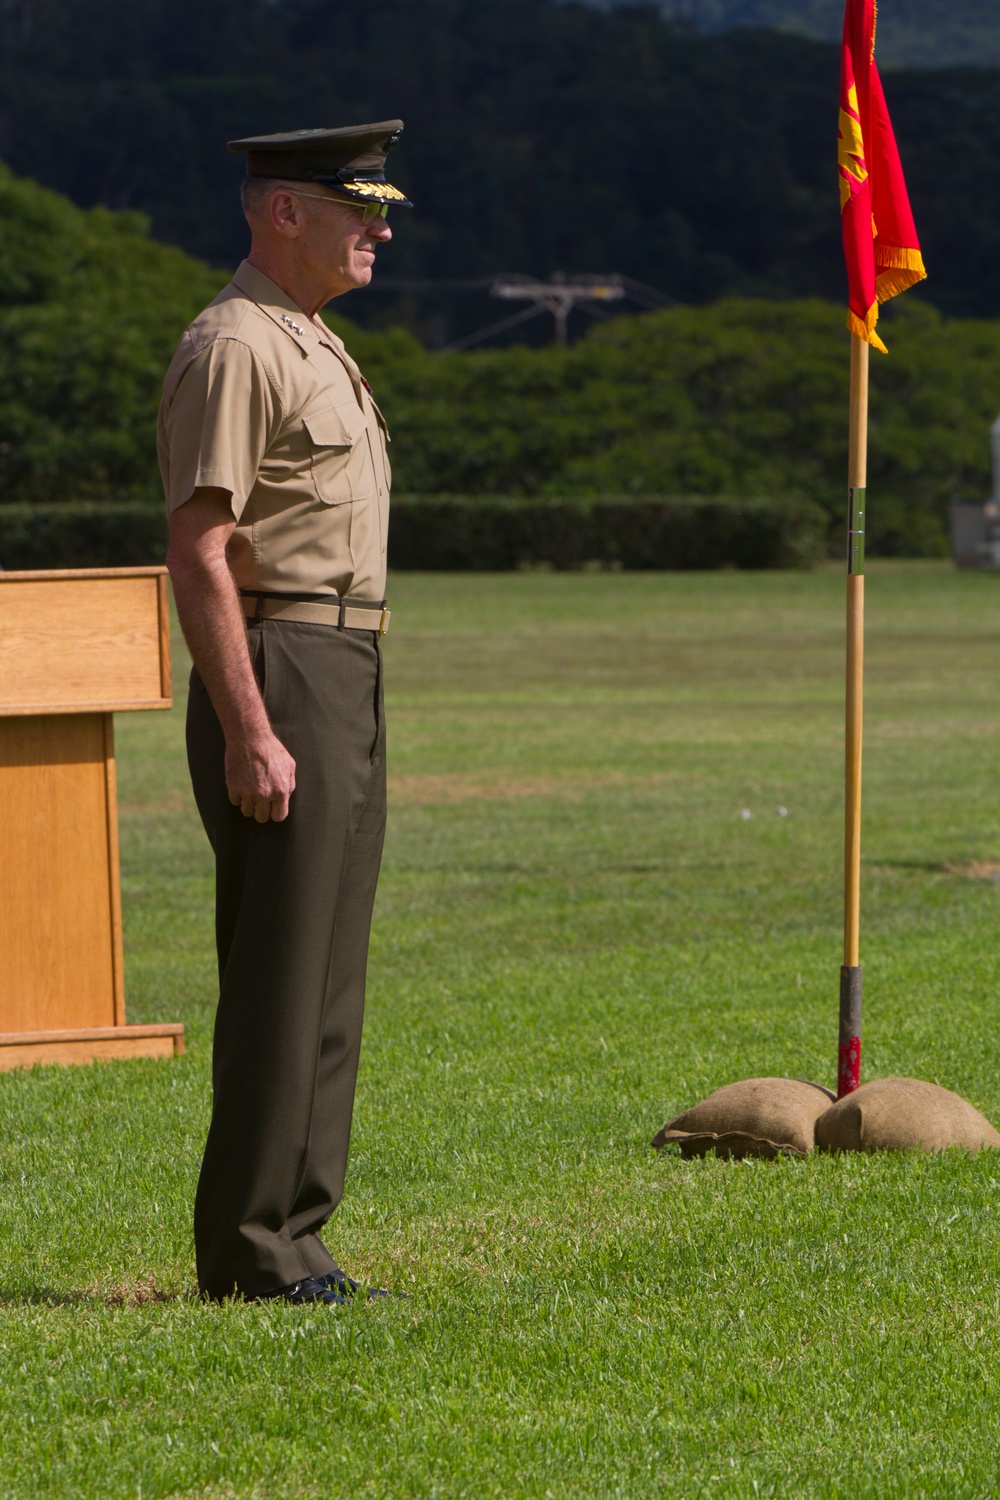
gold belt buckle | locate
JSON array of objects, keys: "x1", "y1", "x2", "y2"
[{"x1": 378, "y1": 607, "x2": 391, "y2": 636}]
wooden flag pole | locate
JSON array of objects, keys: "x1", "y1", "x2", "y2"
[{"x1": 839, "y1": 332, "x2": 868, "y2": 1097}]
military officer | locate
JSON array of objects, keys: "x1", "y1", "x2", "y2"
[{"x1": 158, "y1": 122, "x2": 410, "y2": 1304}]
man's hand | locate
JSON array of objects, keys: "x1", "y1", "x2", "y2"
[
  {"x1": 225, "y1": 727, "x2": 297, "y2": 823},
  {"x1": 168, "y1": 486, "x2": 298, "y2": 824}
]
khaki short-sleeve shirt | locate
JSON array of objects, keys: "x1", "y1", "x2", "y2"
[{"x1": 157, "y1": 261, "x2": 390, "y2": 600}]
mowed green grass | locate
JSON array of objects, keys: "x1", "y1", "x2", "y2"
[{"x1": 3, "y1": 563, "x2": 1000, "y2": 1499}]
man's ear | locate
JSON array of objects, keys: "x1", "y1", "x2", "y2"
[{"x1": 270, "y1": 190, "x2": 302, "y2": 240}]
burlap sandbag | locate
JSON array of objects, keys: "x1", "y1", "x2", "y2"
[
  {"x1": 652, "y1": 1077, "x2": 836, "y2": 1159},
  {"x1": 815, "y1": 1076, "x2": 1000, "y2": 1154}
]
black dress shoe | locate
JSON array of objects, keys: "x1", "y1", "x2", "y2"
[
  {"x1": 319, "y1": 1271, "x2": 397, "y2": 1300},
  {"x1": 254, "y1": 1276, "x2": 348, "y2": 1305}
]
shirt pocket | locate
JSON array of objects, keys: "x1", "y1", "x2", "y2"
[{"x1": 302, "y1": 401, "x2": 372, "y2": 505}]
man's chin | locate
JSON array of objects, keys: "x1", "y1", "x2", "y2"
[
  {"x1": 346, "y1": 263, "x2": 374, "y2": 290},
  {"x1": 325, "y1": 263, "x2": 374, "y2": 299}
]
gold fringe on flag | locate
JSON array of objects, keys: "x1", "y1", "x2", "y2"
[
  {"x1": 846, "y1": 304, "x2": 888, "y2": 355},
  {"x1": 875, "y1": 245, "x2": 926, "y2": 272},
  {"x1": 875, "y1": 245, "x2": 927, "y2": 303}
]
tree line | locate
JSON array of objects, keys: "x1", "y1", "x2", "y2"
[
  {"x1": 1, "y1": 1, "x2": 1000, "y2": 346},
  {"x1": 1, "y1": 163, "x2": 994, "y2": 556}
]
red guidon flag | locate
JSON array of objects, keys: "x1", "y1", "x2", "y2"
[{"x1": 839, "y1": 0, "x2": 926, "y2": 352}]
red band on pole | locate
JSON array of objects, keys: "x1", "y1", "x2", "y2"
[
  {"x1": 838, "y1": 1034, "x2": 861, "y2": 1096},
  {"x1": 838, "y1": 965, "x2": 862, "y2": 1097}
]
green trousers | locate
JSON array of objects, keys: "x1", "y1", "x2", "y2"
[{"x1": 186, "y1": 618, "x2": 386, "y2": 1300}]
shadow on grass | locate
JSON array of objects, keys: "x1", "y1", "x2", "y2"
[
  {"x1": 869, "y1": 858, "x2": 948, "y2": 872},
  {"x1": 0, "y1": 1282, "x2": 194, "y2": 1307},
  {"x1": 871, "y1": 859, "x2": 1000, "y2": 880}
]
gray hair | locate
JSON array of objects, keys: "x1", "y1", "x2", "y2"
[{"x1": 240, "y1": 174, "x2": 294, "y2": 221}]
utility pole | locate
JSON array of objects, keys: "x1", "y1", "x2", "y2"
[
  {"x1": 490, "y1": 273, "x2": 626, "y2": 345},
  {"x1": 370, "y1": 272, "x2": 673, "y2": 353}
]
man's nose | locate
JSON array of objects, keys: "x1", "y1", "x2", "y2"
[{"x1": 369, "y1": 218, "x2": 392, "y2": 242}]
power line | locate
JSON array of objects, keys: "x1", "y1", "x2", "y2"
[
  {"x1": 369, "y1": 271, "x2": 676, "y2": 348},
  {"x1": 442, "y1": 301, "x2": 549, "y2": 354},
  {"x1": 370, "y1": 277, "x2": 499, "y2": 290}
]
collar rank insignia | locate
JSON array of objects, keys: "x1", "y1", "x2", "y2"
[{"x1": 281, "y1": 314, "x2": 306, "y2": 336}]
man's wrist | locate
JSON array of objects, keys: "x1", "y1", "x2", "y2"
[{"x1": 218, "y1": 700, "x2": 273, "y2": 747}]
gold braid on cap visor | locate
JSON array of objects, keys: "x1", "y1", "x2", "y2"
[{"x1": 335, "y1": 181, "x2": 410, "y2": 202}]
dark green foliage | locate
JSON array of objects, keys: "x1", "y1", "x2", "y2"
[
  {"x1": 0, "y1": 163, "x2": 226, "y2": 506},
  {"x1": 3, "y1": 2, "x2": 1000, "y2": 332},
  {"x1": 1, "y1": 166, "x2": 996, "y2": 560},
  {"x1": 0, "y1": 502, "x2": 168, "y2": 570},
  {"x1": 386, "y1": 493, "x2": 827, "y2": 570},
  {"x1": 355, "y1": 296, "x2": 996, "y2": 555},
  {"x1": 0, "y1": 495, "x2": 824, "y2": 571}
]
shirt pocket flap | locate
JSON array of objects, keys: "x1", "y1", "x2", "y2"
[
  {"x1": 368, "y1": 396, "x2": 391, "y2": 441},
  {"x1": 303, "y1": 403, "x2": 366, "y2": 451}
]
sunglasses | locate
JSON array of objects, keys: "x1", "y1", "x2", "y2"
[{"x1": 293, "y1": 191, "x2": 389, "y2": 224}]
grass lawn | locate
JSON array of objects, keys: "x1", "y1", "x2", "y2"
[{"x1": 2, "y1": 562, "x2": 1000, "y2": 1498}]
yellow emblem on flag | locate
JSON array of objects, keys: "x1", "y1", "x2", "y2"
[{"x1": 838, "y1": 83, "x2": 867, "y2": 210}]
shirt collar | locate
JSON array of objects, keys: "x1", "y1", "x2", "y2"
[
  {"x1": 231, "y1": 260, "x2": 342, "y2": 356},
  {"x1": 232, "y1": 260, "x2": 366, "y2": 403}
]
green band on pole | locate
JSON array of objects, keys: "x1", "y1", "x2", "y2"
[{"x1": 847, "y1": 486, "x2": 865, "y2": 575}]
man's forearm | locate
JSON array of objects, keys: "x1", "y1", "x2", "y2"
[
  {"x1": 167, "y1": 487, "x2": 296, "y2": 821},
  {"x1": 167, "y1": 543, "x2": 266, "y2": 741}
]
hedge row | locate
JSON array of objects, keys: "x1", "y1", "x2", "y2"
[
  {"x1": 0, "y1": 502, "x2": 169, "y2": 571},
  {"x1": 0, "y1": 494, "x2": 826, "y2": 573},
  {"x1": 389, "y1": 494, "x2": 826, "y2": 571}
]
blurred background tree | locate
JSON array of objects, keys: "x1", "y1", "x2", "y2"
[
  {"x1": 1, "y1": 159, "x2": 995, "y2": 557},
  {"x1": 1, "y1": 0, "x2": 998, "y2": 558},
  {"x1": 1, "y1": 0, "x2": 1000, "y2": 340},
  {"x1": 0, "y1": 164, "x2": 224, "y2": 504}
]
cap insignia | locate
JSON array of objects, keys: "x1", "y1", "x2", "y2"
[{"x1": 337, "y1": 179, "x2": 410, "y2": 202}]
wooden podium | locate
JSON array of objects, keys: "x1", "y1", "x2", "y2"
[{"x1": 0, "y1": 567, "x2": 184, "y2": 1069}]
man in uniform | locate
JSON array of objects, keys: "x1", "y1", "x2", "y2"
[{"x1": 158, "y1": 122, "x2": 410, "y2": 1304}]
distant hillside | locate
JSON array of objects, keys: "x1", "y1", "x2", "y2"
[
  {"x1": 2, "y1": 1, "x2": 1000, "y2": 340},
  {"x1": 616, "y1": 0, "x2": 1000, "y2": 70}
]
